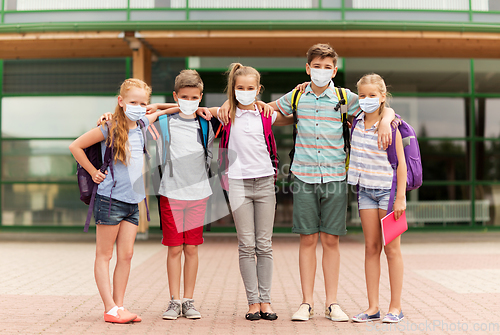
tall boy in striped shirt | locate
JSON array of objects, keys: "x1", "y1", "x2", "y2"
[{"x1": 268, "y1": 43, "x2": 395, "y2": 321}]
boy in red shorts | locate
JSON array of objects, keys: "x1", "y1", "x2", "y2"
[{"x1": 148, "y1": 70, "x2": 214, "y2": 320}]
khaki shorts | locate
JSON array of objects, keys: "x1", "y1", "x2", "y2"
[{"x1": 292, "y1": 177, "x2": 347, "y2": 236}]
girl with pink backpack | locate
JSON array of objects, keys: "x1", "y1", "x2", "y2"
[{"x1": 207, "y1": 63, "x2": 292, "y2": 321}]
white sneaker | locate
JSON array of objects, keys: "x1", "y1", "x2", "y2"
[
  {"x1": 325, "y1": 303, "x2": 349, "y2": 322},
  {"x1": 292, "y1": 303, "x2": 314, "y2": 321}
]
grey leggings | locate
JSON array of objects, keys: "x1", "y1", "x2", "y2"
[{"x1": 228, "y1": 176, "x2": 276, "y2": 305}]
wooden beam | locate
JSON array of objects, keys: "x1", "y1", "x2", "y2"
[
  {"x1": 132, "y1": 44, "x2": 152, "y2": 84},
  {"x1": 1, "y1": 29, "x2": 500, "y2": 60},
  {"x1": 131, "y1": 42, "x2": 152, "y2": 237}
]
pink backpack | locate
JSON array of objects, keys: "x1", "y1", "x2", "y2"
[{"x1": 217, "y1": 114, "x2": 278, "y2": 191}]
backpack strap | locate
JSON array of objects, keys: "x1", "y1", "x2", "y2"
[
  {"x1": 261, "y1": 113, "x2": 279, "y2": 183},
  {"x1": 137, "y1": 119, "x2": 150, "y2": 160},
  {"x1": 385, "y1": 124, "x2": 399, "y2": 215},
  {"x1": 334, "y1": 87, "x2": 350, "y2": 171},
  {"x1": 217, "y1": 121, "x2": 232, "y2": 215},
  {"x1": 137, "y1": 119, "x2": 151, "y2": 222},
  {"x1": 288, "y1": 89, "x2": 302, "y2": 182},
  {"x1": 84, "y1": 130, "x2": 114, "y2": 232},
  {"x1": 197, "y1": 117, "x2": 213, "y2": 179},
  {"x1": 158, "y1": 114, "x2": 173, "y2": 177}
]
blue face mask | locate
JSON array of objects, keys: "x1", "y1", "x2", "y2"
[
  {"x1": 124, "y1": 104, "x2": 146, "y2": 122},
  {"x1": 359, "y1": 97, "x2": 381, "y2": 114}
]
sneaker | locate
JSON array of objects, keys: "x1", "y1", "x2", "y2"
[
  {"x1": 292, "y1": 303, "x2": 314, "y2": 321},
  {"x1": 325, "y1": 303, "x2": 349, "y2": 322},
  {"x1": 162, "y1": 299, "x2": 182, "y2": 320},
  {"x1": 352, "y1": 310, "x2": 381, "y2": 323},
  {"x1": 382, "y1": 310, "x2": 404, "y2": 323},
  {"x1": 182, "y1": 299, "x2": 201, "y2": 319}
]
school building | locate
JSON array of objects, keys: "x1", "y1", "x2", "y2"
[{"x1": 0, "y1": 0, "x2": 499, "y2": 234}]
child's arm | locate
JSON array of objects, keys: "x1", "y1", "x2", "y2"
[
  {"x1": 146, "y1": 102, "x2": 178, "y2": 114},
  {"x1": 273, "y1": 111, "x2": 294, "y2": 126},
  {"x1": 69, "y1": 127, "x2": 107, "y2": 184},
  {"x1": 378, "y1": 107, "x2": 396, "y2": 150},
  {"x1": 393, "y1": 129, "x2": 407, "y2": 221},
  {"x1": 218, "y1": 100, "x2": 276, "y2": 124},
  {"x1": 145, "y1": 107, "x2": 179, "y2": 124}
]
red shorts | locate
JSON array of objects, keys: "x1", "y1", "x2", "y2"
[{"x1": 160, "y1": 196, "x2": 208, "y2": 247}]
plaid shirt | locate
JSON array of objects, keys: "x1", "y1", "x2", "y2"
[{"x1": 277, "y1": 82, "x2": 361, "y2": 184}]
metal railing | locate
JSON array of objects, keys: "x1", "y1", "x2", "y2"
[
  {"x1": 1, "y1": 0, "x2": 492, "y2": 11},
  {"x1": 350, "y1": 200, "x2": 491, "y2": 226}
]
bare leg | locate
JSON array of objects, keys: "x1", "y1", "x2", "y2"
[
  {"x1": 359, "y1": 209, "x2": 383, "y2": 314},
  {"x1": 299, "y1": 233, "x2": 319, "y2": 306},
  {"x1": 167, "y1": 245, "x2": 183, "y2": 300},
  {"x1": 94, "y1": 224, "x2": 120, "y2": 312},
  {"x1": 183, "y1": 244, "x2": 198, "y2": 299},
  {"x1": 112, "y1": 221, "x2": 138, "y2": 307},
  {"x1": 384, "y1": 233, "x2": 403, "y2": 314},
  {"x1": 320, "y1": 233, "x2": 340, "y2": 307}
]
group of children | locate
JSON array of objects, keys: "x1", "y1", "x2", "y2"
[{"x1": 69, "y1": 43, "x2": 407, "y2": 324}]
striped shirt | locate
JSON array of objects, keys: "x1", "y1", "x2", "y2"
[
  {"x1": 277, "y1": 82, "x2": 361, "y2": 184},
  {"x1": 347, "y1": 113, "x2": 393, "y2": 189}
]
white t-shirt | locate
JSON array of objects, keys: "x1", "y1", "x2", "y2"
[
  {"x1": 158, "y1": 114, "x2": 214, "y2": 200},
  {"x1": 223, "y1": 106, "x2": 277, "y2": 179}
]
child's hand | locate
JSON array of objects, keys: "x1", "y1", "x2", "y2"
[
  {"x1": 146, "y1": 103, "x2": 159, "y2": 114},
  {"x1": 393, "y1": 198, "x2": 406, "y2": 221},
  {"x1": 295, "y1": 81, "x2": 310, "y2": 93},
  {"x1": 196, "y1": 107, "x2": 212, "y2": 121},
  {"x1": 378, "y1": 121, "x2": 392, "y2": 150},
  {"x1": 92, "y1": 169, "x2": 108, "y2": 184},
  {"x1": 256, "y1": 101, "x2": 274, "y2": 118},
  {"x1": 97, "y1": 113, "x2": 113, "y2": 126},
  {"x1": 219, "y1": 101, "x2": 230, "y2": 125},
  {"x1": 391, "y1": 118, "x2": 402, "y2": 128}
]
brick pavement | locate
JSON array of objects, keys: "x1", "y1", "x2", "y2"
[{"x1": 0, "y1": 232, "x2": 499, "y2": 335}]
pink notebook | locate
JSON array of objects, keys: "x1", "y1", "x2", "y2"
[{"x1": 380, "y1": 211, "x2": 408, "y2": 246}]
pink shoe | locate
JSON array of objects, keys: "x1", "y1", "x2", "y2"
[{"x1": 103, "y1": 309, "x2": 137, "y2": 324}]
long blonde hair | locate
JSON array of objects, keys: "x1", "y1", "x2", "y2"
[
  {"x1": 106, "y1": 78, "x2": 151, "y2": 165},
  {"x1": 225, "y1": 63, "x2": 261, "y2": 123}
]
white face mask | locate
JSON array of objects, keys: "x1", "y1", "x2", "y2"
[
  {"x1": 359, "y1": 97, "x2": 381, "y2": 114},
  {"x1": 310, "y1": 68, "x2": 334, "y2": 88},
  {"x1": 124, "y1": 104, "x2": 146, "y2": 122},
  {"x1": 178, "y1": 99, "x2": 200, "y2": 116},
  {"x1": 235, "y1": 90, "x2": 257, "y2": 106}
]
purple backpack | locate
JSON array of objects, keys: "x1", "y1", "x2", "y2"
[
  {"x1": 351, "y1": 113, "x2": 423, "y2": 214},
  {"x1": 77, "y1": 120, "x2": 149, "y2": 232}
]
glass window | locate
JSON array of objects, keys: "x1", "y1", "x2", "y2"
[
  {"x1": 3, "y1": 140, "x2": 74, "y2": 181},
  {"x1": 1, "y1": 184, "x2": 88, "y2": 226},
  {"x1": 1, "y1": 96, "x2": 117, "y2": 138},
  {"x1": 420, "y1": 140, "x2": 468, "y2": 181},
  {"x1": 418, "y1": 185, "x2": 470, "y2": 202},
  {"x1": 478, "y1": 98, "x2": 500, "y2": 138},
  {"x1": 151, "y1": 58, "x2": 187, "y2": 94},
  {"x1": 390, "y1": 97, "x2": 467, "y2": 137},
  {"x1": 3, "y1": 59, "x2": 126, "y2": 94},
  {"x1": 476, "y1": 141, "x2": 500, "y2": 181},
  {"x1": 474, "y1": 59, "x2": 500, "y2": 93},
  {"x1": 345, "y1": 58, "x2": 470, "y2": 93}
]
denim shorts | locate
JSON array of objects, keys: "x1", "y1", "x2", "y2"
[
  {"x1": 94, "y1": 194, "x2": 139, "y2": 226},
  {"x1": 358, "y1": 187, "x2": 392, "y2": 211}
]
